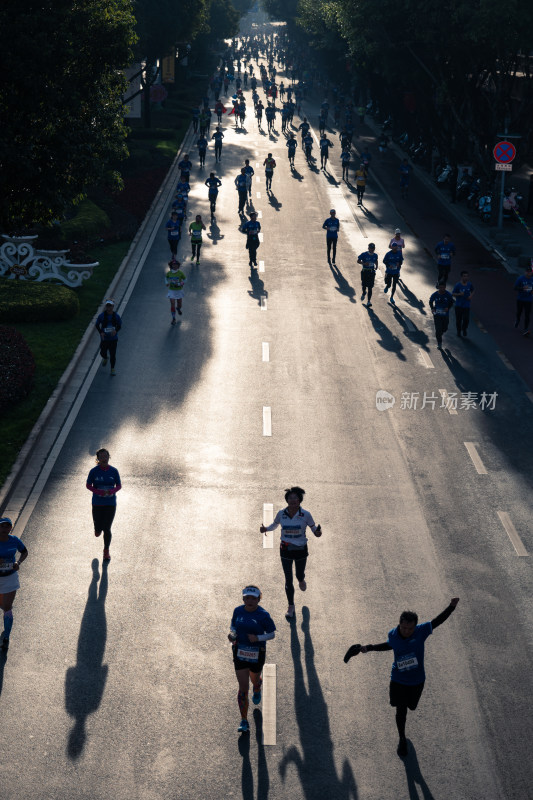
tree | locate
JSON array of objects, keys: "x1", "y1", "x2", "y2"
[{"x1": 0, "y1": 0, "x2": 137, "y2": 233}]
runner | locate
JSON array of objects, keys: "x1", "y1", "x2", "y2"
[
  {"x1": 95, "y1": 300, "x2": 122, "y2": 376},
  {"x1": 383, "y1": 243, "x2": 403, "y2": 305},
  {"x1": 286, "y1": 133, "x2": 297, "y2": 167},
  {"x1": 319, "y1": 133, "x2": 334, "y2": 170},
  {"x1": 205, "y1": 173, "x2": 222, "y2": 217},
  {"x1": 389, "y1": 228, "x2": 405, "y2": 252},
  {"x1": 86, "y1": 448, "x2": 122, "y2": 561},
  {"x1": 229, "y1": 586, "x2": 276, "y2": 734},
  {"x1": 399, "y1": 158, "x2": 412, "y2": 199},
  {"x1": 340, "y1": 148, "x2": 351, "y2": 182},
  {"x1": 322, "y1": 209, "x2": 340, "y2": 265},
  {"x1": 429, "y1": 282, "x2": 455, "y2": 348},
  {"x1": 256, "y1": 100, "x2": 264, "y2": 128},
  {"x1": 211, "y1": 127, "x2": 224, "y2": 162},
  {"x1": 178, "y1": 154, "x2": 192, "y2": 183},
  {"x1": 452, "y1": 271, "x2": 475, "y2": 337},
  {"x1": 353, "y1": 163, "x2": 367, "y2": 205},
  {"x1": 166, "y1": 210, "x2": 182, "y2": 258},
  {"x1": 165, "y1": 259, "x2": 186, "y2": 323},
  {"x1": 196, "y1": 134, "x2": 208, "y2": 167},
  {"x1": 344, "y1": 597, "x2": 460, "y2": 757},
  {"x1": 298, "y1": 117, "x2": 310, "y2": 143},
  {"x1": 0, "y1": 517, "x2": 28, "y2": 651},
  {"x1": 263, "y1": 153, "x2": 276, "y2": 192},
  {"x1": 303, "y1": 132, "x2": 313, "y2": 163},
  {"x1": 215, "y1": 99, "x2": 224, "y2": 124},
  {"x1": 435, "y1": 234, "x2": 456, "y2": 286},
  {"x1": 240, "y1": 211, "x2": 261, "y2": 267},
  {"x1": 260, "y1": 487, "x2": 322, "y2": 619},
  {"x1": 188, "y1": 214, "x2": 206, "y2": 264},
  {"x1": 513, "y1": 264, "x2": 533, "y2": 335},
  {"x1": 244, "y1": 159, "x2": 255, "y2": 198},
  {"x1": 235, "y1": 168, "x2": 249, "y2": 213},
  {"x1": 358, "y1": 243, "x2": 378, "y2": 307}
]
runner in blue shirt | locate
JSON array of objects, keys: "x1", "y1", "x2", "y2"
[
  {"x1": 235, "y1": 168, "x2": 249, "y2": 213},
  {"x1": 513, "y1": 264, "x2": 533, "y2": 335},
  {"x1": 357, "y1": 243, "x2": 378, "y2": 306},
  {"x1": 178, "y1": 156, "x2": 192, "y2": 182},
  {"x1": 298, "y1": 118, "x2": 310, "y2": 143},
  {"x1": 303, "y1": 133, "x2": 313, "y2": 163},
  {"x1": 205, "y1": 173, "x2": 222, "y2": 216},
  {"x1": 429, "y1": 283, "x2": 455, "y2": 348},
  {"x1": 165, "y1": 211, "x2": 182, "y2": 257},
  {"x1": 452, "y1": 271, "x2": 475, "y2": 337},
  {"x1": 344, "y1": 598, "x2": 459, "y2": 757},
  {"x1": 211, "y1": 127, "x2": 224, "y2": 162},
  {"x1": 244, "y1": 159, "x2": 255, "y2": 197},
  {"x1": 196, "y1": 134, "x2": 208, "y2": 167},
  {"x1": 322, "y1": 209, "x2": 340, "y2": 264},
  {"x1": 0, "y1": 517, "x2": 28, "y2": 650},
  {"x1": 228, "y1": 585, "x2": 276, "y2": 733},
  {"x1": 86, "y1": 447, "x2": 122, "y2": 561},
  {"x1": 340, "y1": 149, "x2": 351, "y2": 182},
  {"x1": 240, "y1": 211, "x2": 261, "y2": 267},
  {"x1": 435, "y1": 234, "x2": 456, "y2": 286},
  {"x1": 191, "y1": 106, "x2": 200, "y2": 134},
  {"x1": 286, "y1": 133, "x2": 297, "y2": 167},
  {"x1": 319, "y1": 134, "x2": 334, "y2": 170},
  {"x1": 383, "y1": 243, "x2": 403, "y2": 305},
  {"x1": 399, "y1": 158, "x2": 411, "y2": 199},
  {"x1": 95, "y1": 299, "x2": 122, "y2": 376}
]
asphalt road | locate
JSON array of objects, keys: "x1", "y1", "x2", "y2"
[{"x1": 1, "y1": 24, "x2": 532, "y2": 800}]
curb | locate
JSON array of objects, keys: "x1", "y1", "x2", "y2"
[{"x1": 0, "y1": 122, "x2": 196, "y2": 515}]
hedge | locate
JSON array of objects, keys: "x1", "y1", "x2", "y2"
[
  {"x1": 127, "y1": 127, "x2": 179, "y2": 140},
  {"x1": 0, "y1": 326, "x2": 35, "y2": 415},
  {"x1": 0, "y1": 279, "x2": 80, "y2": 322},
  {"x1": 60, "y1": 198, "x2": 111, "y2": 242}
]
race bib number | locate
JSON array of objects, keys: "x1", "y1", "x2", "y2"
[
  {"x1": 435, "y1": 308, "x2": 447, "y2": 315},
  {"x1": 237, "y1": 646, "x2": 259, "y2": 662},
  {"x1": 104, "y1": 327, "x2": 115, "y2": 334},
  {"x1": 525, "y1": 285, "x2": 532, "y2": 292},
  {"x1": 0, "y1": 560, "x2": 13, "y2": 571},
  {"x1": 397, "y1": 654, "x2": 418, "y2": 671}
]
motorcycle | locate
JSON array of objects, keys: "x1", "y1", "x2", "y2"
[
  {"x1": 435, "y1": 163, "x2": 452, "y2": 184},
  {"x1": 477, "y1": 192, "x2": 492, "y2": 223}
]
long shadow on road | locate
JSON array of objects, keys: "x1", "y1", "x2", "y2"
[
  {"x1": 402, "y1": 740, "x2": 436, "y2": 800},
  {"x1": 329, "y1": 261, "x2": 356, "y2": 303},
  {"x1": 65, "y1": 558, "x2": 108, "y2": 759},
  {"x1": 366, "y1": 308, "x2": 407, "y2": 360},
  {"x1": 279, "y1": 607, "x2": 358, "y2": 800},
  {"x1": 239, "y1": 709, "x2": 269, "y2": 800}
]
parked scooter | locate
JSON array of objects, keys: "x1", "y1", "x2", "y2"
[{"x1": 477, "y1": 192, "x2": 492, "y2": 223}]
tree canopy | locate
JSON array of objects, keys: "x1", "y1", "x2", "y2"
[{"x1": 0, "y1": 0, "x2": 137, "y2": 233}]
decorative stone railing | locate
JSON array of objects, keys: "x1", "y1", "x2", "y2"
[{"x1": 0, "y1": 235, "x2": 98, "y2": 288}]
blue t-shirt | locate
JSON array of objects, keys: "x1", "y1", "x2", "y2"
[
  {"x1": 452, "y1": 281, "x2": 474, "y2": 308},
  {"x1": 230, "y1": 604, "x2": 276, "y2": 656},
  {"x1": 178, "y1": 160, "x2": 192, "y2": 176},
  {"x1": 358, "y1": 251, "x2": 378, "y2": 270},
  {"x1": 320, "y1": 139, "x2": 333, "y2": 152},
  {"x1": 287, "y1": 139, "x2": 297, "y2": 152},
  {"x1": 96, "y1": 311, "x2": 122, "y2": 341},
  {"x1": 166, "y1": 219, "x2": 181, "y2": 240},
  {"x1": 87, "y1": 465, "x2": 121, "y2": 506},
  {"x1": 0, "y1": 535, "x2": 26, "y2": 576},
  {"x1": 341, "y1": 151, "x2": 351, "y2": 164},
  {"x1": 197, "y1": 137, "x2": 207, "y2": 152},
  {"x1": 235, "y1": 174, "x2": 247, "y2": 191},
  {"x1": 435, "y1": 241, "x2": 456, "y2": 265},
  {"x1": 399, "y1": 164, "x2": 411, "y2": 183},
  {"x1": 242, "y1": 220, "x2": 261, "y2": 237},
  {"x1": 388, "y1": 621, "x2": 433, "y2": 685},
  {"x1": 383, "y1": 250, "x2": 403, "y2": 274},
  {"x1": 430, "y1": 290, "x2": 454, "y2": 315},
  {"x1": 323, "y1": 218, "x2": 339, "y2": 239},
  {"x1": 514, "y1": 274, "x2": 533, "y2": 301}
]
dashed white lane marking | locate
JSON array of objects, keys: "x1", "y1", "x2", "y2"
[
  {"x1": 263, "y1": 406, "x2": 272, "y2": 436},
  {"x1": 464, "y1": 442, "x2": 488, "y2": 474},
  {"x1": 439, "y1": 389, "x2": 458, "y2": 415},
  {"x1": 260, "y1": 295, "x2": 267, "y2": 310},
  {"x1": 258, "y1": 232, "x2": 264, "y2": 243},
  {"x1": 257, "y1": 210, "x2": 263, "y2": 218},
  {"x1": 263, "y1": 503, "x2": 273, "y2": 549},
  {"x1": 476, "y1": 320, "x2": 488, "y2": 333},
  {"x1": 526, "y1": 392, "x2": 533, "y2": 404},
  {"x1": 262, "y1": 663, "x2": 277, "y2": 745},
  {"x1": 497, "y1": 351, "x2": 515, "y2": 370},
  {"x1": 403, "y1": 317, "x2": 416, "y2": 332},
  {"x1": 418, "y1": 349, "x2": 435, "y2": 368},
  {"x1": 256, "y1": 176, "x2": 260, "y2": 183},
  {"x1": 497, "y1": 511, "x2": 528, "y2": 557},
  {"x1": 256, "y1": 191, "x2": 261, "y2": 199},
  {"x1": 259, "y1": 260, "x2": 265, "y2": 273},
  {"x1": 262, "y1": 342, "x2": 270, "y2": 361},
  {"x1": 255, "y1": 162, "x2": 260, "y2": 167}
]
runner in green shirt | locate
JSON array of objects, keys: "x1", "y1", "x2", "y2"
[
  {"x1": 165, "y1": 259, "x2": 187, "y2": 324},
  {"x1": 188, "y1": 215, "x2": 206, "y2": 264}
]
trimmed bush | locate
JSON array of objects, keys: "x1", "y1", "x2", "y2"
[
  {"x1": 60, "y1": 199, "x2": 111, "y2": 242},
  {"x1": 0, "y1": 326, "x2": 35, "y2": 415},
  {"x1": 0, "y1": 279, "x2": 80, "y2": 322},
  {"x1": 127, "y1": 127, "x2": 178, "y2": 140}
]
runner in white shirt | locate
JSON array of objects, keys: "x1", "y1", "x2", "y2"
[
  {"x1": 389, "y1": 228, "x2": 405, "y2": 251},
  {"x1": 260, "y1": 486, "x2": 322, "y2": 618}
]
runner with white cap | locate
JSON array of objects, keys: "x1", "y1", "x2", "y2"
[
  {"x1": 229, "y1": 585, "x2": 276, "y2": 733},
  {"x1": 0, "y1": 517, "x2": 28, "y2": 650},
  {"x1": 389, "y1": 228, "x2": 405, "y2": 252}
]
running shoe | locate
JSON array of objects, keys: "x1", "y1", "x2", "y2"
[
  {"x1": 171, "y1": 318, "x2": 176, "y2": 325},
  {"x1": 252, "y1": 688, "x2": 262, "y2": 705},
  {"x1": 191, "y1": 254, "x2": 195, "y2": 261},
  {"x1": 103, "y1": 548, "x2": 111, "y2": 561},
  {"x1": 94, "y1": 530, "x2": 102, "y2": 537},
  {"x1": 523, "y1": 329, "x2": 530, "y2": 336},
  {"x1": 178, "y1": 308, "x2": 182, "y2": 315},
  {"x1": 196, "y1": 260, "x2": 200, "y2": 265},
  {"x1": 111, "y1": 368, "x2": 116, "y2": 376},
  {"x1": 1, "y1": 637, "x2": 9, "y2": 651},
  {"x1": 384, "y1": 286, "x2": 388, "y2": 293},
  {"x1": 101, "y1": 358, "x2": 108, "y2": 367},
  {"x1": 285, "y1": 605, "x2": 295, "y2": 619},
  {"x1": 238, "y1": 719, "x2": 250, "y2": 733},
  {"x1": 298, "y1": 579, "x2": 307, "y2": 591},
  {"x1": 397, "y1": 737, "x2": 408, "y2": 757},
  {"x1": 361, "y1": 292, "x2": 366, "y2": 300},
  {"x1": 390, "y1": 297, "x2": 396, "y2": 305},
  {"x1": 366, "y1": 302, "x2": 372, "y2": 308}
]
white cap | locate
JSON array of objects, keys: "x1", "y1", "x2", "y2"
[
  {"x1": 242, "y1": 586, "x2": 260, "y2": 598},
  {"x1": 104, "y1": 299, "x2": 115, "y2": 306},
  {"x1": 395, "y1": 228, "x2": 401, "y2": 234}
]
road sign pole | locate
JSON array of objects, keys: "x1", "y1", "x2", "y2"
[{"x1": 497, "y1": 168, "x2": 505, "y2": 229}]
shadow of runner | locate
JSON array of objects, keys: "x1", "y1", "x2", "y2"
[
  {"x1": 254, "y1": 708, "x2": 269, "y2": 800},
  {"x1": 0, "y1": 648, "x2": 6, "y2": 696},
  {"x1": 397, "y1": 280, "x2": 427, "y2": 315},
  {"x1": 249, "y1": 270, "x2": 267, "y2": 307},
  {"x1": 239, "y1": 731, "x2": 253, "y2": 800},
  {"x1": 402, "y1": 741, "x2": 436, "y2": 800},
  {"x1": 279, "y1": 607, "x2": 358, "y2": 800},
  {"x1": 329, "y1": 262, "x2": 356, "y2": 303},
  {"x1": 65, "y1": 558, "x2": 108, "y2": 759},
  {"x1": 366, "y1": 309, "x2": 407, "y2": 360}
]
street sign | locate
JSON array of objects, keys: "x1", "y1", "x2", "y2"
[
  {"x1": 493, "y1": 141, "x2": 516, "y2": 163},
  {"x1": 495, "y1": 163, "x2": 512, "y2": 171}
]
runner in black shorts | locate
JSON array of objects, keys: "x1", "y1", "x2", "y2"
[
  {"x1": 229, "y1": 586, "x2": 276, "y2": 734},
  {"x1": 260, "y1": 487, "x2": 322, "y2": 619},
  {"x1": 344, "y1": 597, "x2": 459, "y2": 757}
]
